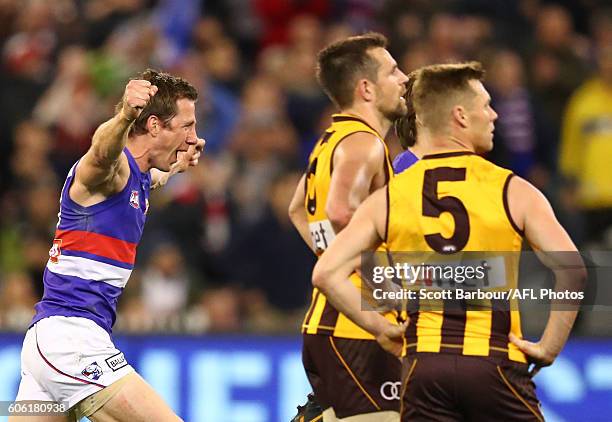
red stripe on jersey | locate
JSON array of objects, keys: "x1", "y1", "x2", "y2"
[{"x1": 55, "y1": 229, "x2": 137, "y2": 265}]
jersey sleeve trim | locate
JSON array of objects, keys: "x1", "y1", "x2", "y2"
[
  {"x1": 384, "y1": 184, "x2": 390, "y2": 243},
  {"x1": 503, "y1": 174, "x2": 525, "y2": 237}
]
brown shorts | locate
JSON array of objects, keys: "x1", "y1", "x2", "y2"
[
  {"x1": 302, "y1": 334, "x2": 401, "y2": 419},
  {"x1": 400, "y1": 353, "x2": 544, "y2": 422}
]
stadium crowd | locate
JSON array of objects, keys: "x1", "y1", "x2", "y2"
[{"x1": 0, "y1": 0, "x2": 610, "y2": 335}]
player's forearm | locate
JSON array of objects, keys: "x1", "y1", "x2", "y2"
[
  {"x1": 289, "y1": 208, "x2": 315, "y2": 252},
  {"x1": 288, "y1": 175, "x2": 315, "y2": 252},
  {"x1": 539, "y1": 309, "x2": 578, "y2": 359},
  {"x1": 540, "y1": 264, "x2": 585, "y2": 358},
  {"x1": 150, "y1": 169, "x2": 169, "y2": 190},
  {"x1": 312, "y1": 268, "x2": 387, "y2": 336},
  {"x1": 90, "y1": 112, "x2": 133, "y2": 166},
  {"x1": 150, "y1": 165, "x2": 180, "y2": 190}
]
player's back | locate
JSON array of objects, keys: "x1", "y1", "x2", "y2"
[
  {"x1": 302, "y1": 113, "x2": 394, "y2": 339},
  {"x1": 386, "y1": 150, "x2": 527, "y2": 362},
  {"x1": 32, "y1": 148, "x2": 151, "y2": 334}
]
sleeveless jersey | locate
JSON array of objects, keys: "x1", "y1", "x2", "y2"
[
  {"x1": 386, "y1": 151, "x2": 526, "y2": 362},
  {"x1": 302, "y1": 113, "x2": 394, "y2": 339},
  {"x1": 31, "y1": 148, "x2": 151, "y2": 334}
]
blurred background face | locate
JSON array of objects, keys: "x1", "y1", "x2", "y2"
[
  {"x1": 536, "y1": 5, "x2": 573, "y2": 49},
  {"x1": 599, "y1": 46, "x2": 612, "y2": 84},
  {"x1": 488, "y1": 51, "x2": 525, "y2": 95}
]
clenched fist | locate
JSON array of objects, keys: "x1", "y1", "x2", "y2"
[{"x1": 121, "y1": 80, "x2": 158, "y2": 121}]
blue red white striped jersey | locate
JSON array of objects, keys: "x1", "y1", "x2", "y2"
[{"x1": 31, "y1": 148, "x2": 151, "y2": 334}]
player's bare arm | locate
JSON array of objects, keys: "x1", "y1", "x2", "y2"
[
  {"x1": 507, "y1": 176, "x2": 587, "y2": 369},
  {"x1": 325, "y1": 132, "x2": 387, "y2": 233},
  {"x1": 288, "y1": 174, "x2": 316, "y2": 251},
  {"x1": 150, "y1": 138, "x2": 205, "y2": 190},
  {"x1": 313, "y1": 188, "x2": 405, "y2": 356},
  {"x1": 71, "y1": 80, "x2": 158, "y2": 205}
]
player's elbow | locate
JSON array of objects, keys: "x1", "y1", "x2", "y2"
[
  {"x1": 325, "y1": 202, "x2": 352, "y2": 231},
  {"x1": 575, "y1": 264, "x2": 588, "y2": 287},
  {"x1": 312, "y1": 262, "x2": 332, "y2": 292},
  {"x1": 288, "y1": 200, "x2": 301, "y2": 223}
]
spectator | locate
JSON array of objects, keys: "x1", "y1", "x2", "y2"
[
  {"x1": 230, "y1": 170, "x2": 315, "y2": 311},
  {"x1": 559, "y1": 43, "x2": 612, "y2": 244},
  {"x1": 486, "y1": 49, "x2": 555, "y2": 181}
]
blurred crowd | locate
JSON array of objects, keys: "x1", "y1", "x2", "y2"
[{"x1": 0, "y1": 0, "x2": 610, "y2": 335}]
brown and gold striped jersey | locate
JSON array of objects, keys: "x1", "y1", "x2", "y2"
[
  {"x1": 386, "y1": 151, "x2": 526, "y2": 362},
  {"x1": 302, "y1": 113, "x2": 395, "y2": 339}
]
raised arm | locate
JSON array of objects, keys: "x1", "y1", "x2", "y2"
[
  {"x1": 507, "y1": 176, "x2": 586, "y2": 370},
  {"x1": 71, "y1": 80, "x2": 157, "y2": 202},
  {"x1": 326, "y1": 133, "x2": 387, "y2": 232},
  {"x1": 313, "y1": 188, "x2": 405, "y2": 356}
]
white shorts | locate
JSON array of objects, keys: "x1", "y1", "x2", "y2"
[{"x1": 15, "y1": 316, "x2": 134, "y2": 409}]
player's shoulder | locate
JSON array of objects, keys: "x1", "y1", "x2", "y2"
[
  {"x1": 334, "y1": 131, "x2": 386, "y2": 160},
  {"x1": 463, "y1": 154, "x2": 514, "y2": 182},
  {"x1": 74, "y1": 147, "x2": 130, "y2": 191},
  {"x1": 506, "y1": 173, "x2": 542, "y2": 200}
]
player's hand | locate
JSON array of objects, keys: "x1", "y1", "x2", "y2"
[
  {"x1": 509, "y1": 333, "x2": 556, "y2": 375},
  {"x1": 121, "y1": 79, "x2": 158, "y2": 121},
  {"x1": 175, "y1": 137, "x2": 205, "y2": 172},
  {"x1": 376, "y1": 320, "x2": 408, "y2": 357}
]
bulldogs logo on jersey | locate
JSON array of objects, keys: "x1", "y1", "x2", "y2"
[
  {"x1": 129, "y1": 190, "x2": 140, "y2": 209},
  {"x1": 81, "y1": 362, "x2": 103, "y2": 381},
  {"x1": 48, "y1": 239, "x2": 62, "y2": 264}
]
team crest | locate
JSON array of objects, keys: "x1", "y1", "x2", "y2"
[
  {"x1": 81, "y1": 362, "x2": 103, "y2": 381},
  {"x1": 48, "y1": 239, "x2": 62, "y2": 264},
  {"x1": 129, "y1": 190, "x2": 140, "y2": 209}
]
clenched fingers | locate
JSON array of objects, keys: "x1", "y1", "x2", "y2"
[{"x1": 122, "y1": 80, "x2": 158, "y2": 120}]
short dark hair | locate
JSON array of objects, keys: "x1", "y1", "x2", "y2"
[
  {"x1": 411, "y1": 62, "x2": 485, "y2": 133},
  {"x1": 118, "y1": 69, "x2": 198, "y2": 136},
  {"x1": 316, "y1": 32, "x2": 388, "y2": 109}
]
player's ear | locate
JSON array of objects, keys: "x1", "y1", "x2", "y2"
[
  {"x1": 357, "y1": 78, "x2": 375, "y2": 102},
  {"x1": 452, "y1": 105, "x2": 468, "y2": 129},
  {"x1": 146, "y1": 115, "x2": 160, "y2": 136}
]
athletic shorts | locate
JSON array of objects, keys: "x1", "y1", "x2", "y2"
[
  {"x1": 400, "y1": 353, "x2": 544, "y2": 422},
  {"x1": 15, "y1": 316, "x2": 134, "y2": 409},
  {"x1": 302, "y1": 334, "x2": 401, "y2": 419}
]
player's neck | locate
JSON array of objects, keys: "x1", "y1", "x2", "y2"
[
  {"x1": 341, "y1": 104, "x2": 392, "y2": 139},
  {"x1": 126, "y1": 136, "x2": 153, "y2": 172},
  {"x1": 417, "y1": 131, "x2": 475, "y2": 155},
  {"x1": 409, "y1": 142, "x2": 428, "y2": 159}
]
